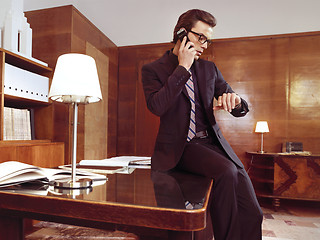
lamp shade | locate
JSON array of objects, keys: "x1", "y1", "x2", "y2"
[
  {"x1": 255, "y1": 121, "x2": 269, "y2": 133},
  {"x1": 49, "y1": 53, "x2": 102, "y2": 104}
]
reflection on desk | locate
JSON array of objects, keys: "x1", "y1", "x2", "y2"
[
  {"x1": 152, "y1": 170, "x2": 211, "y2": 210},
  {"x1": 0, "y1": 169, "x2": 212, "y2": 210}
]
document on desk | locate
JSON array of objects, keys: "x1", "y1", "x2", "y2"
[
  {"x1": 0, "y1": 161, "x2": 107, "y2": 188},
  {"x1": 79, "y1": 156, "x2": 151, "y2": 170}
]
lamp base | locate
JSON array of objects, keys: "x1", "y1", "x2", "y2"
[
  {"x1": 50, "y1": 185, "x2": 92, "y2": 197},
  {"x1": 53, "y1": 178, "x2": 93, "y2": 189},
  {"x1": 257, "y1": 150, "x2": 266, "y2": 153}
]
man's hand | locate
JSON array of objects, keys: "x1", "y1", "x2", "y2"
[
  {"x1": 178, "y1": 37, "x2": 196, "y2": 70},
  {"x1": 214, "y1": 93, "x2": 241, "y2": 112}
]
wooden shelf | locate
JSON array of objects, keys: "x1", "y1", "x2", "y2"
[
  {"x1": 4, "y1": 94, "x2": 50, "y2": 108},
  {"x1": 0, "y1": 48, "x2": 52, "y2": 140},
  {"x1": 1, "y1": 48, "x2": 52, "y2": 76},
  {"x1": 0, "y1": 49, "x2": 64, "y2": 168},
  {"x1": 0, "y1": 139, "x2": 51, "y2": 145}
]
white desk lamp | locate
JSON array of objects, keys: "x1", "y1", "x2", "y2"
[
  {"x1": 49, "y1": 53, "x2": 102, "y2": 189},
  {"x1": 255, "y1": 121, "x2": 269, "y2": 153}
]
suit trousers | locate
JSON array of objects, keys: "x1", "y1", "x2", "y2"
[{"x1": 176, "y1": 136, "x2": 263, "y2": 240}]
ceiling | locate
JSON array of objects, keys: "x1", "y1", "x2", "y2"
[{"x1": 23, "y1": 0, "x2": 320, "y2": 47}]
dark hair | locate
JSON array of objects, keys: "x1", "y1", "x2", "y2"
[{"x1": 172, "y1": 9, "x2": 217, "y2": 43}]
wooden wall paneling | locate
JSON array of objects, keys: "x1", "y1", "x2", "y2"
[
  {"x1": 288, "y1": 35, "x2": 320, "y2": 152},
  {"x1": 135, "y1": 60, "x2": 160, "y2": 155},
  {"x1": 85, "y1": 42, "x2": 109, "y2": 160},
  {"x1": 25, "y1": 6, "x2": 73, "y2": 68},
  {"x1": 134, "y1": 44, "x2": 173, "y2": 156},
  {"x1": 118, "y1": 44, "x2": 171, "y2": 156},
  {"x1": 106, "y1": 60, "x2": 118, "y2": 157},
  {"x1": 102, "y1": 43, "x2": 118, "y2": 158},
  {"x1": 118, "y1": 48, "x2": 139, "y2": 155},
  {"x1": 209, "y1": 38, "x2": 290, "y2": 166},
  {"x1": 211, "y1": 33, "x2": 320, "y2": 160},
  {"x1": 71, "y1": 7, "x2": 118, "y2": 158}
]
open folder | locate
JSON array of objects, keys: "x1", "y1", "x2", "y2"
[
  {"x1": 0, "y1": 161, "x2": 107, "y2": 188},
  {"x1": 79, "y1": 156, "x2": 151, "y2": 169}
]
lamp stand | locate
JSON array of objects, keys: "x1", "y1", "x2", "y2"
[
  {"x1": 53, "y1": 102, "x2": 92, "y2": 189},
  {"x1": 259, "y1": 133, "x2": 265, "y2": 153}
]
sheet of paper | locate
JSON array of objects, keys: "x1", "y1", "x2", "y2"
[{"x1": 79, "y1": 156, "x2": 151, "y2": 167}]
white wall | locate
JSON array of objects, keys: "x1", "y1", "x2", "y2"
[{"x1": 23, "y1": 0, "x2": 320, "y2": 46}]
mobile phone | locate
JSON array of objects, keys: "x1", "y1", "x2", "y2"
[{"x1": 177, "y1": 28, "x2": 189, "y2": 43}]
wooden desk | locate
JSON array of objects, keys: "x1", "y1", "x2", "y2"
[
  {"x1": 247, "y1": 152, "x2": 320, "y2": 208},
  {"x1": 0, "y1": 169, "x2": 213, "y2": 240}
]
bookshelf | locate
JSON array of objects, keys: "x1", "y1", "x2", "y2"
[{"x1": 0, "y1": 48, "x2": 64, "y2": 168}]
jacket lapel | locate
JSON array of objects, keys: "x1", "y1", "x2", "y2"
[{"x1": 194, "y1": 60, "x2": 208, "y2": 108}]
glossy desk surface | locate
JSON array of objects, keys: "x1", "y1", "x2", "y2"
[{"x1": 0, "y1": 168, "x2": 212, "y2": 232}]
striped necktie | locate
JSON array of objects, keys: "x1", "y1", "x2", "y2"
[{"x1": 185, "y1": 71, "x2": 196, "y2": 141}]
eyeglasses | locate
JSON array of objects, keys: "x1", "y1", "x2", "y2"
[{"x1": 190, "y1": 30, "x2": 212, "y2": 46}]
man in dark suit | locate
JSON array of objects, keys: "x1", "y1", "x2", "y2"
[{"x1": 142, "y1": 9, "x2": 263, "y2": 240}]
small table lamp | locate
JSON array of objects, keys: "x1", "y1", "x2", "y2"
[
  {"x1": 49, "y1": 53, "x2": 102, "y2": 189},
  {"x1": 255, "y1": 121, "x2": 269, "y2": 153}
]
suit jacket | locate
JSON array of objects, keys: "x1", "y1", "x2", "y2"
[{"x1": 142, "y1": 50, "x2": 249, "y2": 171}]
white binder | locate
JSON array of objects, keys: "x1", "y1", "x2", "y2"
[{"x1": 4, "y1": 63, "x2": 49, "y2": 102}]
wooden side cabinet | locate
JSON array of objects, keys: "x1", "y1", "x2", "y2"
[
  {"x1": 247, "y1": 152, "x2": 320, "y2": 208},
  {"x1": 0, "y1": 48, "x2": 64, "y2": 167}
]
